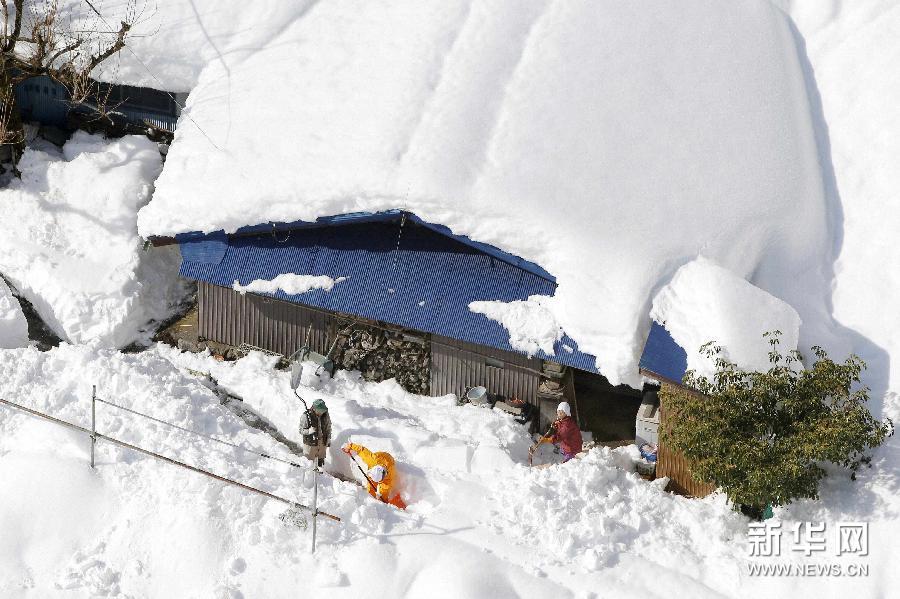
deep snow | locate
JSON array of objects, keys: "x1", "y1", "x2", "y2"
[
  {"x1": 1, "y1": 346, "x2": 896, "y2": 598},
  {"x1": 0, "y1": 278, "x2": 28, "y2": 349},
  {"x1": 469, "y1": 295, "x2": 562, "y2": 357},
  {"x1": 122, "y1": 0, "x2": 830, "y2": 388},
  {"x1": 776, "y1": 0, "x2": 900, "y2": 391},
  {"x1": 650, "y1": 257, "x2": 802, "y2": 379},
  {"x1": 0, "y1": 1, "x2": 897, "y2": 598},
  {"x1": 0, "y1": 132, "x2": 188, "y2": 348}
]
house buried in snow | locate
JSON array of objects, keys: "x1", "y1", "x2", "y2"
[
  {"x1": 166, "y1": 211, "x2": 765, "y2": 498},
  {"x1": 128, "y1": 0, "x2": 826, "y2": 500},
  {"x1": 166, "y1": 210, "x2": 650, "y2": 437}
]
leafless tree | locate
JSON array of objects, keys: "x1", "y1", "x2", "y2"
[{"x1": 0, "y1": 0, "x2": 141, "y2": 160}]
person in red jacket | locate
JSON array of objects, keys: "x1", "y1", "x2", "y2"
[{"x1": 545, "y1": 401, "x2": 583, "y2": 462}]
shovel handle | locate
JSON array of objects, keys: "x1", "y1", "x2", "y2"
[{"x1": 527, "y1": 426, "x2": 554, "y2": 465}]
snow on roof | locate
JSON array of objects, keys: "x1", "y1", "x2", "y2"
[
  {"x1": 650, "y1": 257, "x2": 802, "y2": 381},
  {"x1": 124, "y1": 0, "x2": 829, "y2": 385}
]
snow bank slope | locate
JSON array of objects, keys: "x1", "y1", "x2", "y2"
[
  {"x1": 134, "y1": 0, "x2": 829, "y2": 387},
  {"x1": 0, "y1": 279, "x2": 27, "y2": 348},
  {"x1": 0, "y1": 133, "x2": 186, "y2": 348},
  {"x1": 778, "y1": 0, "x2": 900, "y2": 388}
]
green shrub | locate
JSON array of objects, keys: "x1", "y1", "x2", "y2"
[{"x1": 661, "y1": 332, "x2": 893, "y2": 517}]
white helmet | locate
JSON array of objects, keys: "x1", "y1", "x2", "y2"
[
  {"x1": 557, "y1": 401, "x2": 571, "y2": 417},
  {"x1": 368, "y1": 465, "x2": 387, "y2": 483}
]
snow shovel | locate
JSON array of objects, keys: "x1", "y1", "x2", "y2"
[{"x1": 528, "y1": 425, "x2": 555, "y2": 466}]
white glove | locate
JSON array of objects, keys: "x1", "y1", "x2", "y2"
[{"x1": 301, "y1": 427, "x2": 314, "y2": 435}]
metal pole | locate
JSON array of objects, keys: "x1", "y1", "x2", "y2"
[
  {"x1": 311, "y1": 467, "x2": 319, "y2": 553},
  {"x1": 90, "y1": 385, "x2": 96, "y2": 468}
]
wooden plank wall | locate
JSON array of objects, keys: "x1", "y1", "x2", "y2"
[
  {"x1": 657, "y1": 382, "x2": 716, "y2": 497},
  {"x1": 199, "y1": 283, "x2": 541, "y2": 405},
  {"x1": 430, "y1": 334, "x2": 541, "y2": 404},
  {"x1": 198, "y1": 282, "x2": 328, "y2": 357}
]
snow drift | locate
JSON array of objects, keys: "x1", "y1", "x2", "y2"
[
  {"x1": 0, "y1": 1, "x2": 897, "y2": 598},
  {"x1": 2, "y1": 346, "x2": 895, "y2": 598},
  {"x1": 0, "y1": 133, "x2": 188, "y2": 348},
  {"x1": 776, "y1": 0, "x2": 900, "y2": 389},
  {"x1": 651, "y1": 257, "x2": 802, "y2": 378}
]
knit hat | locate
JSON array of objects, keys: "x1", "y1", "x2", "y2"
[
  {"x1": 311, "y1": 399, "x2": 328, "y2": 413},
  {"x1": 368, "y1": 465, "x2": 387, "y2": 483},
  {"x1": 557, "y1": 401, "x2": 571, "y2": 416}
]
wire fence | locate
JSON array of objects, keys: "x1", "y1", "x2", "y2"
[
  {"x1": 93, "y1": 396, "x2": 307, "y2": 470},
  {"x1": 0, "y1": 386, "x2": 340, "y2": 553}
]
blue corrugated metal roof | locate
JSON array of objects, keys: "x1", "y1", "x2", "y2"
[
  {"x1": 221, "y1": 211, "x2": 557, "y2": 282},
  {"x1": 638, "y1": 321, "x2": 688, "y2": 385},
  {"x1": 179, "y1": 217, "x2": 599, "y2": 373},
  {"x1": 177, "y1": 230, "x2": 228, "y2": 264}
]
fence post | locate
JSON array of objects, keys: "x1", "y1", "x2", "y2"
[
  {"x1": 311, "y1": 467, "x2": 318, "y2": 554},
  {"x1": 90, "y1": 385, "x2": 96, "y2": 469}
]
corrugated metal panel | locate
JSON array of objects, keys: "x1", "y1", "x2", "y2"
[
  {"x1": 221, "y1": 211, "x2": 556, "y2": 282},
  {"x1": 179, "y1": 218, "x2": 600, "y2": 373},
  {"x1": 178, "y1": 231, "x2": 228, "y2": 264},
  {"x1": 119, "y1": 108, "x2": 178, "y2": 131},
  {"x1": 13, "y1": 77, "x2": 179, "y2": 130},
  {"x1": 14, "y1": 76, "x2": 70, "y2": 126},
  {"x1": 639, "y1": 321, "x2": 688, "y2": 386},
  {"x1": 430, "y1": 334, "x2": 540, "y2": 404},
  {"x1": 198, "y1": 281, "x2": 327, "y2": 357},
  {"x1": 657, "y1": 382, "x2": 715, "y2": 497}
]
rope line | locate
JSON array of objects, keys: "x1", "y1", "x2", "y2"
[
  {"x1": 94, "y1": 397, "x2": 308, "y2": 471},
  {"x1": 0, "y1": 396, "x2": 340, "y2": 522}
]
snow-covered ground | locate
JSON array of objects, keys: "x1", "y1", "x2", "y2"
[
  {"x1": 0, "y1": 0, "x2": 898, "y2": 597},
  {"x1": 0, "y1": 278, "x2": 28, "y2": 348},
  {"x1": 0, "y1": 346, "x2": 896, "y2": 598}
]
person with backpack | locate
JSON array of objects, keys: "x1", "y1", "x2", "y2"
[{"x1": 299, "y1": 398, "x2": 331, "y2": 468}]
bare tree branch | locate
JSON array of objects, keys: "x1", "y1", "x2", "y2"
[
  {"x1": 2, "y1": 3, "x2": 10, "y2": 44},
  {"x1": 85, "y1": 20, "x2": 129, "y2": 74},
  {"x1": 0, "y1": 0, "x2": 143, "y2": 164},
  {"x1": 4, "y1": 0, "x2": 23, "y2": 53}
]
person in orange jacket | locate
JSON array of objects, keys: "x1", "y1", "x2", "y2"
[{"x1": 341, "y1": 442, "x2": 406, "y2": 509}]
